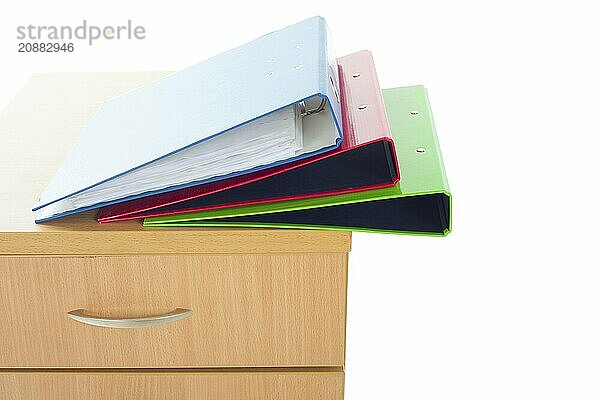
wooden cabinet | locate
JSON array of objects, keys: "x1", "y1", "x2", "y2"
[{"x1": 0, "y1": 72, "x2": 351, "y2": 398}]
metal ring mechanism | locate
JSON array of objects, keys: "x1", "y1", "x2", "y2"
[{"x1": 298, "y1": 98, "x2": 327, "y2": 117}]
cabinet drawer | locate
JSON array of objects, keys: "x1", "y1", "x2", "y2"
[
  {"x1": 0, "y1": 254, "x2": 347, "y2": 368},
  {"x1": 0, "y1": 371, "x2": 344, "y2": 400}
]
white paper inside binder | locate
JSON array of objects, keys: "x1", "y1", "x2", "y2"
[{"x1": 33, "y1": 99, "x2": 339, "y2": 221}]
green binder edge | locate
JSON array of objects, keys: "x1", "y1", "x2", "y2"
[{"x1": 144, "y1": 86, "x2": 452, "y2": 236}]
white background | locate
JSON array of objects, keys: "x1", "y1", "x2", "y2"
[{"x1": 1, "y1": 1, "x2": 599, "y2": 398}]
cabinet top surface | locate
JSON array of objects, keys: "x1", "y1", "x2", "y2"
[{"x1": 0, "y1": 72, "x2": 350, "y2": 255}]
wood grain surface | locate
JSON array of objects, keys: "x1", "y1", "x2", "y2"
[
  {"x1": 0, "y1": 254, "x2": 347, "y2": 368},
  {"x1": 0, "y1": 371, "x2": 344, "y2": 400}
]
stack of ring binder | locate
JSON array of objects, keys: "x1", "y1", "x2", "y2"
[{"x1": 34, "y1": 16, "x2": 452, "y2": 236}]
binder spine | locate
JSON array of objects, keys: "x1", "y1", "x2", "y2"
[
  {"x1": 317, "y1": 17, "x2": 342, "y2": 134},
  {"x1": 337, "y1": 50, "x2": 396, "y2": 168},
  {"x1": 383, "y1": 86, "x2": 449, "y2": 196},
  {"x1": 423, "y1": 87, "x2": 450, "y2": 193}
]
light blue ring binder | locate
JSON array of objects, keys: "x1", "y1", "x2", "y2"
[{"x1": 34, "y1": 16, "x2": 343, "y2": 222}]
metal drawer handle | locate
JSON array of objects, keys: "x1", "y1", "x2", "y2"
[{"x1": 66, "y1": 308, "x2": 192, "y2": 329}]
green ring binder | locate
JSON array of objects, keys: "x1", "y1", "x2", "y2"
[{"x1": 144, "y1": 85, "x2": 452, "y2": 236}]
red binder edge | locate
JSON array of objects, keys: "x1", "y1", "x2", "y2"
[{"x1": 98, "y1": 50, "x2": 398, "y2": 223}]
